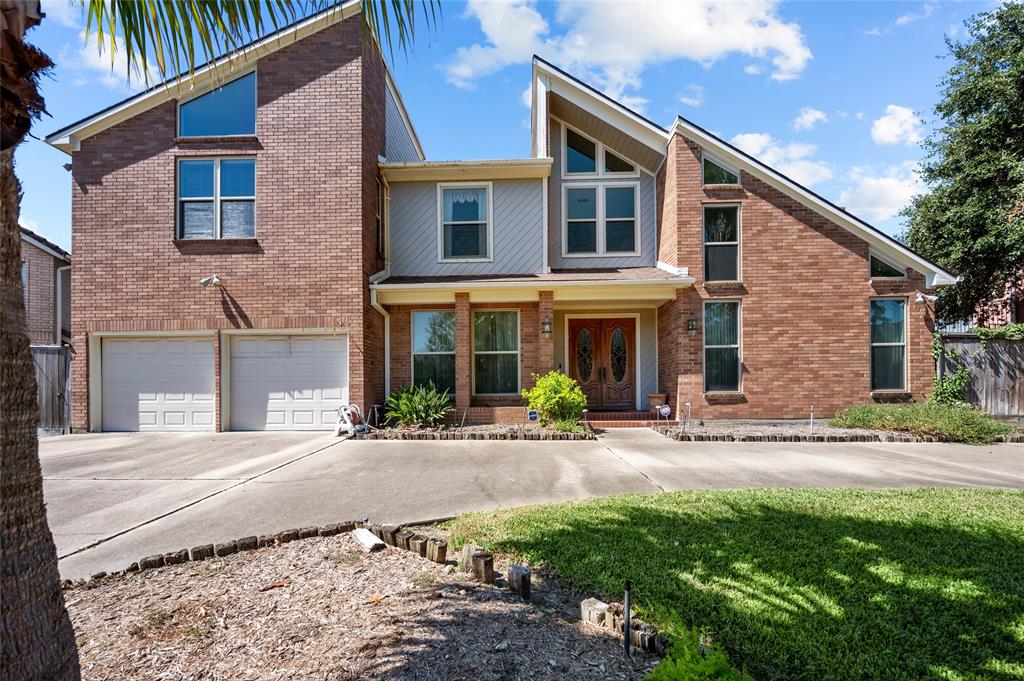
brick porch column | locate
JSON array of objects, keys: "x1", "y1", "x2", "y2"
[
  {"x1": 455, "y1": 292, "x2": 471, "y2": 414},
  {"x1": 538, "y1": 290, "x2": 554, "y2": 373}
]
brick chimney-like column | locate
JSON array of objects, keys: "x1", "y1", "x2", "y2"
[{"x1": 455, "y1": 292, "x2": 471, "y2": 414}]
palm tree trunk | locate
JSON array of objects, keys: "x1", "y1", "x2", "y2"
[{"x1": 0, "y1": 145, "x2": 80, "y2": 678}]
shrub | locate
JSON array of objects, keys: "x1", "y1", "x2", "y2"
[
  {"x1": 552, "y1": 417, "x2": 584, "y2": 434},
  {"x1": 384, "y1": 383, "x2": 453, "y2": 428},
  {"x1": 830, "y1": 402, "x2": 1013, "y2": 444},
  {"x1": 646, "y1": 631, "x2": 748, "y2": 680},
  {"x1": 520, "y1": 371, "x2": 587, "y2": 425},
  {"x1": 930, "y1": 365, "x2": 971, "y2": 405},
  {"x1": 975, "y1": 322, "x2": 1024, "y2": 342}
]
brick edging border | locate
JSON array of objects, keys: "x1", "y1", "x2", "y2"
[
  {"x1": 358, "y1": 430, "x2": 595, "y2": 441},
  {"x1": 63, "y1": 519, "x2": 450, "y2": 588},
  {"x1": 653, "y1": 426, "x2": 1024, "y2": 443}
]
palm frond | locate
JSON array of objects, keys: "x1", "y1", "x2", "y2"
[{"x1": 82, "y1": 0, "x2": 439, "y2": 86}]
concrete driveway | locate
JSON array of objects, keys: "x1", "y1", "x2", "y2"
[{"x1": 42, "y1": 429, "x2": 1023, "y2": 579}]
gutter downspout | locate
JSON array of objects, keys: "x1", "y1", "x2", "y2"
[
  {"x1": 55, "y1": 264, "x2": 70, "y2": 344},
  {"x1": 369, "y1": 269, "x2": 390, "y2": 397}
]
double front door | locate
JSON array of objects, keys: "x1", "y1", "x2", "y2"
[{"x1": 568, "y1": 318, "x2": 635, "y2": 410}]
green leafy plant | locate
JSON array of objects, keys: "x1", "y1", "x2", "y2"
[
  {"x1": 384, "y1": 383, "x2": 453, "y2": 428},
  {"x1": 647, "y1": 630, "x2": 749, "y2": 680},
  {"x1": 552, "y1": 417, "x2": 584, "y2": 434},
  {"x1": 930, "y1": 365, "x2": 971, "y2": 405},
  {"x1": 520, "y1": 371, "x2": 587, "y2": 425},
  {"x1": 830, "y1": 402, "x2": 1013, "y2": 444},
  {"x1": 975, "y1": 322, "x2": 1024, "y2": 343}
]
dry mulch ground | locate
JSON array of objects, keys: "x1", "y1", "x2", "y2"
[
  {"x1": 68, "y1": 534, "x2": 655, "y2": 680},
  {"x1": 678, "y1": 422, "x2": 882, "y2": 437}
]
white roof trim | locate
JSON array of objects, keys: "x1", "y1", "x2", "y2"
[
  {"x1": 372, "y1": 275, "x2": 694, "y2": 291},
  {"x1": 45, "y1": 0, "x2": 362, "y2": 154},
  {"x1": 381, "y1": 158, "x2": 551, "y2": 182},
  {"x1": 384, "y1": 68, "x2": 425, "y2": 161},
  {"x1": 673, "y1": 117, "x2": 957, "y2": 288},
  {"x1": 20, "y1": 232, "x2": 71, "y2": 262},
  {"x1": 531, "y1": 57, "x2": 669, "y2": 159}
]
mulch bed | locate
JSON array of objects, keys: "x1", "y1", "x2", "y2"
[
  {"x1": 68, "y1": 534, "x2": 655, "y2": 680},
  {"x1": 358, "y1": 424, "x2": 595, "y2": 441}
]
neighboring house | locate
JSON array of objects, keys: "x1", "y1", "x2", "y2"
[
  {"x1": 974, "y1": 268, "x2": 1022, "y2": 327},
  {"x1": 20, "y1": 226, "x2": 71, "y2": 345},
  {"x1": 44, "y1": 3, "x2": 956, "y2": 432}
]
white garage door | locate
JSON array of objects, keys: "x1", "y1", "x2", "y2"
[
  {"x1": 101, "y1": 337, "x2": 215, "y2": 431},
  {"x1": 230, "y1": 335, "x2": 348, "y2": 431}
]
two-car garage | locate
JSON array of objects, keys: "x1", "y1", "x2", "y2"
[{"x1": 98, "y1": 333, "x2": 348, "y2": 432}]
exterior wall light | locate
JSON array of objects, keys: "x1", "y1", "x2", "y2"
[
  {"x1": 541, "y1": 315, "x2": 553, "y2": 335},
  {"x1": 687, "y1": 313, "x2": 698, "y2": 336}
]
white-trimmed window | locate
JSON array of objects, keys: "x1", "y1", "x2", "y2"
[
  {"x1": 870, "y1": 254, "x2": 905, "y2": 278},
  {"x1": 177, "y1": 157, "x2": 256, "y2": 239},
  {"x1": 563, "y1": 124, "x2": 637, "y2": 177},
  {"x1": 473, "y1": 310, "x2": 519, "y2": 395},
  {"x1": 412, "y1": 310, "x2": 455, "y2": 396},
  {"x1": 178, "y1": 71, "x2": 256, "y2": 138},
  {"x1": 703, "y1": 205, "x2": 740, "y2": 281},
  {"x1": 704, "y1": 301, "x2": 741, "y2": 392},
  {"x1": 702, "y1": 154, "x2": 740, "y2": 185},
  {"x1": 564, "y1": 184, "x2": 639, "y2": 256},
  {"x1": 870, "y1": 298, "x2": 906, "y2": 391},
  {"x1": 438, "y1": 183, "x2": 491, "y2": 261}
]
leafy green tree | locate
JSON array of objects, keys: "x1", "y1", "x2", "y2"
[
  {"x1": 903, "y1": 2, "x2": 1024, "y2": 323},
  {"x1": 1, "y1": 2, "x2": 435, "y2": 677}
]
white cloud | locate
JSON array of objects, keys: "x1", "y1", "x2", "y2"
[
  {"x1": 18, "y1": 216, "x2": 40, "y2": 232},
  {"x1": 73, "y1": 30, "x2": 153, "y2": 90},
  {"x1": 793, "y1": 106, "x2": 827, "y2": 131},
  {"x1": 863, "y1": 26, "x2": 882, "y2": 37},
  {"x1": 678, "y1": 83, "x2": 704, "y2": 107},
  {"x1": 446, "y1": 0, "x2": 812, "y2": 110},
  {"x1": 730, "y1": 132, "x2": 833, "y2": 187},
  {"x1": 42, "y1": 0, "x2": 81, "y2": 28},
  {"x1": 870, "y1": 104, "x2": 923, "y2": 146},
  {"x1": 895, "y1": 3, "x2": 934, "y2": 26},
  {"x1": 838, "y1": 162, "x2": 923, "y2": 221},
  {"x1": 744, "y1": 64, "x2": 764, "y2": 75},
  {"x1": 521, "y1": 84, "x2": 532, "y2": 108}
]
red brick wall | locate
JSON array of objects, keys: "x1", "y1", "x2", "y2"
[
  {"x1": 656, "y1": 134, "x2": 936, "y2": 419},
  {"x1": 20, "y1": 239, "x2": 62, "y2": 344},
  {"x1": 69, "y1": 16, "x2": 385, "y2": 429}
]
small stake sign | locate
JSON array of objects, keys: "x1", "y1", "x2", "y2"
[
  {"x1": 527, "y1": 409, "x2": 539, "y2": 422},
  {"x1": 659, "y1": 404, "x2": 671, "y2": 418}
]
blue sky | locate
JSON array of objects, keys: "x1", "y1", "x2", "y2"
[{"x1": 17, "y1": 0, "x2": 989, "y2": 252}]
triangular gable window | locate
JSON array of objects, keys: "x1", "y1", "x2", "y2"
[
  {"x1": 703, "y1": 156, "x2": 739, "y2": 185},
  {"x1": 179, "y1": 72, "x2": 256, "y2": 137},
  {"x1": 604, "y1": 149, "x2": 635, "y2": 174},
  {"x1": 870, "y1": 255, "x2": 905, "y2": 278}
]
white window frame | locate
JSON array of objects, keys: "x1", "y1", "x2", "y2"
[
  {"x1": 176, "y1": 68, "x2": 258, "y2": 139},
  {"x1": 436, "y1": 181, "x2": 493, "y2": 263},
  {"x1": 411, "y1": 309, "x2": 456, "y2": 393},
  {"x1": 701, "y1": 152, "x2": 742, "y2": 186},
  {"x1": 561, "y1": 181, "x2": 641, "y2": 258},
  {"x1": 702, "y1": 203, "x2": 742, "y2": 282},
  {"x1": 176, "y1": 156, "x2": 257, "y2": 240},
  {"x1": 472, "y1": 309, "x2": 520, "y2": 396},
  {"x1": 869, "y1": 251, "x2": 907, "y2": 279},
  {"x1": 869, "y1": 297, "x2": 908, "y2": 392},
  {"x1": 703, "y1": 300, "x2": 742, "y2": 393},
  {"x1": 560, "y1": 121, "x2": 640, "y2": 178}
]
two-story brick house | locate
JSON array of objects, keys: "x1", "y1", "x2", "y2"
[{"x1": 46, "y1": 3, "x2": 955, "y2": 432}]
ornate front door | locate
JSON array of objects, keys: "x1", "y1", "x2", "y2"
[{"x1": 568, "y1": 318, "x2": 635, "y2": 410}]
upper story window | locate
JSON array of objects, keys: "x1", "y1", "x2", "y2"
[
  {"x1": 564, "y1": 184, "x2": 638, "y2": 256},
  {"x1": 178, "y1": 157, "x2": 256, "y2": 239},
  {"x1": 563, "y1": 124, "x2": 636, "y2": 176},
  {"x1": 703, "y1": 155, "x2": 740, "y2": 185},
  {"x1": 870, "y1": 298, "x2": 906, "y2": 391},
  {"x1": 178, "y1": 72, "x2": 256, "y2": 137},
  {"x1": 438, "y1": 184, "x2": 491, "y2": 262},
  {"x1": 703, "y1": 205, "x2": 740, "y2": 281},
  {"x1": 870, "y1": 254, "x2": 905, "y2": 278}
]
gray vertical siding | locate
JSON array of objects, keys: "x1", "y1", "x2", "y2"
[
  {"x1": 553, "y1": 309, "x2": 658, "y2": 410},
  {"x1": 548, "y1": 118, "x2": 658, "y2": 270},
  {"x1": 388, "y1": 179, "x2": 546, "y2": 277},
  {"x1": 385, "y1": 86, "x2": 421, "y2": 162}
]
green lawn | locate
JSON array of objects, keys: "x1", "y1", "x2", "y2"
[{"x1": 450, "y1": 489, "x2": 1024, "y2": 680}]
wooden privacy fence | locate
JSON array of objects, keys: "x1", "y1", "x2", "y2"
[
  {"x1": 30, "y1": 344, "x2": 71, "y2": 434},
  {"x1": 939, "y1": 336, "x2": 1023, "y2": 418}
]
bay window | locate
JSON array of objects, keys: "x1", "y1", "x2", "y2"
[
  {"x1": 177, "y1": 157, "x2": 256, "y2": 239},
  {"x1": 870, "y1": 299, "x2": 906, "y2": 391},
  {"x1": 412, "y1": 311, "x2": 456, "y2": 395},
  {"x1": 704, "y1": 301, "x2": 741, "y2": 392},
  {"x1": 473, "y1": 310, "x2": 519, "y2": 395}
]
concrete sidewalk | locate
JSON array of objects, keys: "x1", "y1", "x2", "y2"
[{"x1": 42, "y1": 430, "x2": 1023, "y2": 579}]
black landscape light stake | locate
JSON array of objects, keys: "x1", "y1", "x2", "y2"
[{"x1": 624, "y1": 580, "x2": 632, "y2": 657}]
